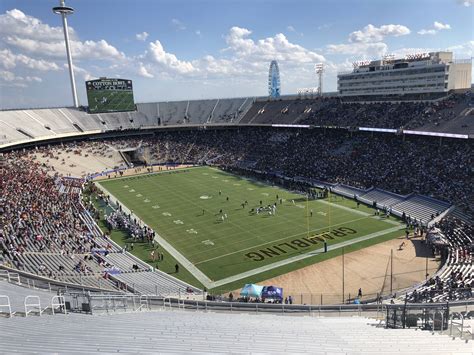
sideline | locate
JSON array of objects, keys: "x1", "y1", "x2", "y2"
[
  {"x1": 318, "y1": 199, "x2": 400, "y2": 226},
  {"x1": 94, "y1": 165, "x2": 201, "y2": 182},
  {"x1": 94, "y1": 181, "x2": 214, "y2": 288}
]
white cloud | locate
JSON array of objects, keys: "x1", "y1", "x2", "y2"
[
  {"x1": 195, "y1": 30, "x2": 202, "y2": 37},
  {"x1": 171, "y1": 18, "x2": 186, "y2": 31},
  {"x1": 224, "y1": 26, "x2": 324, "y2": 63},
  {"x1": 417, "y1": 29, "x2": 437, "y2": 35},
  {"x1": 0, "y1": 9, "x2": 125, "y2": 61},
  {"x1": 5, "y1": 36, "x2": 125, "y2": 60},
  {"x1": 418, "y1": 21, "x2": 451, "y2": 35},
  {"x1": 327, "y1": 42, "x2": 388, "y2": 57},
  {"x1": 0, "y1": 70, "x2": 16, "y2": 81},
  {"x1": 138, "y1": 63, "x2": 154, "y2": 78},
  {"x1": 135, "y1": 32, "x2": 149, "y2": 41},
  {"x1": 1, "y1": 15, "x2": 328, "y2": 84},
  {"x1": 0, "y1": 49, "x2": 60, "y2": 71},
  {"x1": 0, "y1": 9, "x2": 73, "y2": 42},
  {"x1": 326, "y1": 24, "x2": 409, "y2": 58},
  {"x1": 348, "y1": 24, "x2": 410, "y2": 43},
  {"x1": 317, "y1": 24, "x2": 332, "y2": 31},
  {"x1": 195, "y1": 55, "x2": 239, "y2": 76},
  {"x1": 148, "y1": 40, "x2": 196, "y2": 74},
  {"x1": 286, "y1": 25, "x2": 304, "y2": 37},
  {"x1": 136, "y1": 26, "x2": 325, "y2": 83},
  {"x1": 68, "y1": 64, "x2": 94, "y2": 81},
  {"x1": 434, "y1": 21, "x2": 451, "y2": 30},
  {"x1": 0, "y1": 70, "x2": 42, "y2": 87},
  {"x1": 458, "y1": 0, "x2": 473, "y2": 6},
  {"x1": 390, "y1": 42, "x2": 473, "y2": 59},
  {"x1": 447, "y1": 41, "x2": 474, "y2": 57}
]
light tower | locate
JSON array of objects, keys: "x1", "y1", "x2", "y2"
[
  {"x1": 53, "y1": 0, "x2": 79, "y2": 107},
  {"x1": 315, "y1": 63, "x2": 324, "y2": 96}
]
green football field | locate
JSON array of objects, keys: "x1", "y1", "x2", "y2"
[{"x1": 97, "y1": 166, "x2": 404, "y2": 289}]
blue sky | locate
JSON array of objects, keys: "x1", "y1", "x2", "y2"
[{"x1": 0, "y1": 0, "x2": 472, "y2": 108}]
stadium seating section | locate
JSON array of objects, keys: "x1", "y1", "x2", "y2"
[
  {"x1": 1, "y1": 156, "x2": 199, "y2": 296},
  {"x1": 0, "y1": 91, "x2": 472, "y2": 305},
  {"x1": 1, "y1": 309, "x2": 473, "y2": 354}
]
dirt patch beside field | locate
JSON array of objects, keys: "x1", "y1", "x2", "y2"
[{"x1": 232, "y1": 235, "x2": 440, "y2": 304}]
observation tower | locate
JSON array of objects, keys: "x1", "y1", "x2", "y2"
[{"x1": 53, "y1": 0, "x2": 79, "y2": 107}]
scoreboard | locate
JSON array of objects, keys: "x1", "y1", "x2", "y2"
[{"x1": 85, "y1": 78, "x2": 135, "y2": 113}]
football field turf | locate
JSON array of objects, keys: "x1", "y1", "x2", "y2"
[{"x1": 97, "y1": 166, "x2": 404, "y2": 289}]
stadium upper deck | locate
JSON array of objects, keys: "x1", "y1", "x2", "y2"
[{"x1": 0, "y1": 90, "x2": 472, "y2": 149}]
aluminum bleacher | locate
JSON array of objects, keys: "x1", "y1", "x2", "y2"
[
  {"x1": 0, "y1": 119, "x2": 28, "y2": 144},
  {"x1": 59, "y1": 108, "x2": 103, "y2": 132},
  {"x1": 1, "y1": 311, "x2": 472, "y2": 354},
  {"x1": 187, "y1": 99, "x2": 217, "y2": 124},
  {"x1": 359, "y1": 188, "x2": 406, "y2": 207},
  {"x1": 332, "y1": 184, "x2": 369, "y2": 198},
  {"x1": 391, "y1": 195, "x2": 451, "y2": 224},
  {"x1": 210, "y1": 97, "x2": 252, "y2": 123},
  {"x1": 159, "y1": 100, "x2": 188, "y2": 125},
  {"x1": 136, "y1": 98, "x2": 254, "y2": 126},
  {"x1": 239, "y1": 100, "x2": 267, "y2": 124},
  {"x1": 112, "y1": 270, "x2": 198, "y2": 296},
  {"x1": 136, "y1": 102, "x2": 159, "y2": 122},
  {"x1": 1, "y1": 110, "x2": 53, "y2": 138}
]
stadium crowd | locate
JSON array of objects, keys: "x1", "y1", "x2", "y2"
[
  {"x1": 0, "y1": 153, "x2": 121, "y2": 285},
  {"x1": 296, "y1": 92, "x2": 472, "y2": 129},
  {"x1": 1, "y1": 124, "x2": 472, "y2": 302},
  {"x1": 407, "y1": 217, "x2": 473, "y2": 303}
]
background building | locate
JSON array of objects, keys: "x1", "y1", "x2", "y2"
[{"x1": 338, "y1": 52, "x2": 472, "y2": 99}]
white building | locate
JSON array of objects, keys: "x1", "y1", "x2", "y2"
[{"x1": 338, "y1": 52, "x2": 471, "y2": 98}]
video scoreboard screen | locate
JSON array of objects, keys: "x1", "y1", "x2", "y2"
[{"x1": 86, "y1": 78, "x2": 135, "y2": 114}]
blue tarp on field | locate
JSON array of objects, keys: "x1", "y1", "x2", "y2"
[{"x1": 240, "y1": 284, "x2": 264, "y2": 298}]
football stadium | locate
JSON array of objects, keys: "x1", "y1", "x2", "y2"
[{"x1": 0, "y1": 0, "x2": 473, "y2": 353}]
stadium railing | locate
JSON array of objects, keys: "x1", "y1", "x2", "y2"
[
  {"x1": 0, "y1": 266, "x2": 121, "y2": 295},
  {"x1": 64, "y1": 291, "x2": 474, "y2": 320}
]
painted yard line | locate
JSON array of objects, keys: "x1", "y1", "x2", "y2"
[
  {"x1": 207, "y1": 170, "x2": 396, "y2": 228},
  {"x1": 95, "y1": 181, "x2": 213, "y2": 288},
  {"x1": 108, "y1": 172, "x2": 315, "y2": 253},
  {"x1": 317, "y1": 199, "x2": 400, "y2": 226},
  {"x1": 208, "y1": 224, "x2": 405, "y2": 289},
  {"x1": 173, "y1": 170, "x2": 352, "y2": 238},
  {"x1": 192, "y1": 214, "x2": 379, "y2": 264},
  {"x1": 167, "y1": 199, "x2": 352, "y2": 251},
  {"x1": 157, "y1": 171, "x2": 270, "y2": 245}
]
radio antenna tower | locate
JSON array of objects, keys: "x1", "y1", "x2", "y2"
[
  {"x1": 315, "y1": 63, "x2": 324, "y2": 96},
  {"x1": 53, "y1": 0, "x2": 79, "y2": 107}
]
